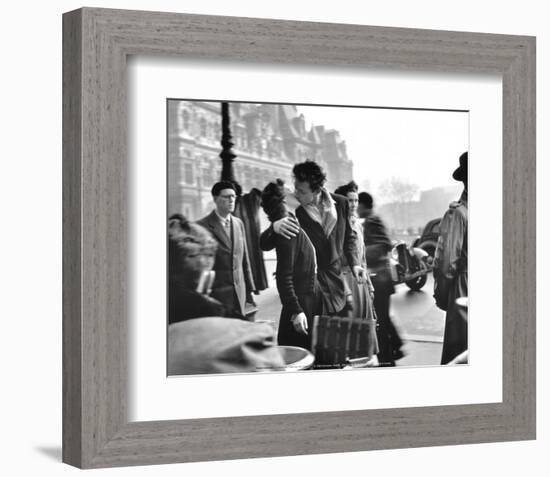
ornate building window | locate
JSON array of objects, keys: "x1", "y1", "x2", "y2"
[
  {"x1": 234, "y1": 128, "x2": 243, "y2": 149},
  {"x1": 259, "y1": 138, "x2": 267, "y2": 156},
  {"x1": 260, "y1": 118, "x2": 269, "y2": 137},
  {"x1": 182, "y1": 109, "x2": 190, "y2": 131},
  {"x1": 199, "y1": 117, "x2": 207, "y2": 137},
  {"x1": 254, "y1": 168, "x2": 263, "y2": 186},
  {"x1": 243, "y1": 166, "x2": 252, "y2": 190},
  {"x1": 203, "y1": 163, "x2": 214, "y2": 188},
  {"x1": 183, "y1": 162, "x2": 194, "y2": 184}
]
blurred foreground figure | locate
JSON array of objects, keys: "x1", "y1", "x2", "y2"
[
  {"x1": 168, "y1": 317, "x2": 285, "y2": 375},
  {"x1": 168, "y1": 214, "x2": 227, "y2": 324},
  {"x1": 434, "y1": 152, "x2": 468, "y2": 364}
]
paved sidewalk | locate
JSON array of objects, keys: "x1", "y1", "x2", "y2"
[{"x1": 396, "y1": 340, "x2": 443, "y2": 367}]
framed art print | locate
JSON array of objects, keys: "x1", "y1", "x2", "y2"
[
  {"x1": 63, "y1": 7, "x2": 535, "y2": 468},
  {"x1": 128, "y1": 59, "x2": 502, "y2": 421}
]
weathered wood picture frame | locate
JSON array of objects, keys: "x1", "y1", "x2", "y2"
[{"x1": 62, "y1": 7, "x2": 536, "y2": 469}]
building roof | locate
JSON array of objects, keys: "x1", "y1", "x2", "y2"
[{"x1": 278, "y1": 104, "x2": 300, "y2": 138}]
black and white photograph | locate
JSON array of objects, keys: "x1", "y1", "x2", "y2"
[
  {"x1": 167, "y1": 99, "x2": 469, "y2": 375},
  {"x1": 2, "y1": 0, "x2": 542, "y2": 474}
]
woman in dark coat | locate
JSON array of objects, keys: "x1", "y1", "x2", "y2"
[{"x1": 261, "y1": 180, "x2": 321, "y2": 349}]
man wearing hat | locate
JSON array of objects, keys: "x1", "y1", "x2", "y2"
[{"x1": 433, "y1": 151, "x2": 468, "y2": 364}]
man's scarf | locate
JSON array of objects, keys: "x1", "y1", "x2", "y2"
[{"x1": 303, "y1": 188, "x2": 337, "y2": 237}]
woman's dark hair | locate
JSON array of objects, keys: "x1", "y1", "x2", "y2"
[
  {"x1": 358, "y1": 192, "x2": 374, "y2": 209},
  {"x1": 334, "y1": 180, "x2": 359, "y2": 197},
  {"x1": 292, "y1": 160, "x2": 326, "y2": 192},
  {"x1": 261, "y1": 179, "x2": 287, "y2": 222}
]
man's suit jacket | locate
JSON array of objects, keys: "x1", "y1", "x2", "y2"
[
  {"x1": 294, "y1": 193, "x2": 358, "y2": 271},
  {"x1": 197, "y1": 211, "x2": 255, "y2": 318}
]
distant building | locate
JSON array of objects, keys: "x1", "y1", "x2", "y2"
[{"x1": 168, "y1": 101, "x2": 354, "y2": 220}]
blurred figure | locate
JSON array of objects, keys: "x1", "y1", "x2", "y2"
[
  {"x1": 168, "y1": 215, "x2": 285, "y2": 375},
  {"x1": 334, "y1": 181, "x2": 379, "y2": 364},
  {"x1": 168, "y1": 317, "x2": 285, "y2": 375},
  {"x1": 434, "y1": 152, "x2": 468, "y2": 364},
  {"x1": 197, "y1": 181, "x2": 256, "y2": 320},
  {"x1": 168, "y1": 214, "x2": 227, "y2": 324},
  {"x1": 261, "y1": 179, "x2": 321, "y2": 349},
  {"x1": 260, "y1": 161, "x2": 364, "y2": 317},
  {"x1": 358, "y1": 192, "x2": 404, "y2": 366}
]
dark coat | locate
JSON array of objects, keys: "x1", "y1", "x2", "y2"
[
  {"x1": 168, "y1": 288, "x2": 227, "y2": 325},
  {"x1": 434, "y1": 190, "x2": 468, "y2": 364},
  {"x1": 273, "y1": 228, "x2": 320, "y2": 349},
  {"x1": 362, "y1": 213, "x2": 403, "y2": 365},
  {"x1": 295, "y1": 193, "x2": 358, "y2": 314},
  {"x1": 261, "y1": 193, "x2": 358, "y2": 315},
  {"x1": 363, "y1": 213, "x2": 393, "y2": 271},
  {"x1": 197, "y1": 211, "x2": 255, "y2": 318},
  {"x1": 234, "y1": 189, "x2": 268, "y2": 291}
]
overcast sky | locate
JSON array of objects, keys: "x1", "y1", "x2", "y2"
[{"x1": 296, "y1": 104, "x2": 468, "y2": 203}]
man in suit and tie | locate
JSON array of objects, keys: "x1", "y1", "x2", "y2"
[{"x1": 197, "y1": 181, "x2": 256, "y2": 320}]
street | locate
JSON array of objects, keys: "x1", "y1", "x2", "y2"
[
  {"x1": 391, "y1": 275, "x2": 445, "y2": 342},
  {"x1": 390, "y1": 275, "x2": 444, "y2": 366},
  {"x1": 255, "y1": 259, "x2": 444, "y2": 366}
]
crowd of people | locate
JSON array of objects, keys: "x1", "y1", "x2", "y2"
[{"x1": 168, "y1": 154, "x2": 468, "y2": 373}]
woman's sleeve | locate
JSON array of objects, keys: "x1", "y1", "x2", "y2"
[
  {"x1": 259, "y1": 224, "x2": 277, "y2": 252},
  {"x1": 275, "y1": 238, "x2": 303, "y2": 316}
]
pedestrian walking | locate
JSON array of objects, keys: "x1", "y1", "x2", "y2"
[{"x1": 358, "y1": 192, "x2": 405, "y2": 366}]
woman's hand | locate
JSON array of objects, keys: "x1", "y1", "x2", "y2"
[{"x1": 291, "y1": 312, "x2": 308, "y2": 335}]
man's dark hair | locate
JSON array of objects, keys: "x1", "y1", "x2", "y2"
[
  {"x1": 334, "y1": 181, "x2": 359, "y2": 197},
  {"x1": 292, "y1": 161, "x2": 326, "y2": 192},
  {"x1": 211, "y1": 181, "x2": 237, "y2": 197},
  {"x1": 358, "y1": 192, "x2": 374, "y2": 209}
]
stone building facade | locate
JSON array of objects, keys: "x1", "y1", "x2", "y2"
[{"x1": 168, "y1": 100, "x2": 354, "y2": 220}]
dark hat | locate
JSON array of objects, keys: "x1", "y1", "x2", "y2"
[{"x1": 452, "y1": 152, "x2": 468, "y2": 182}]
